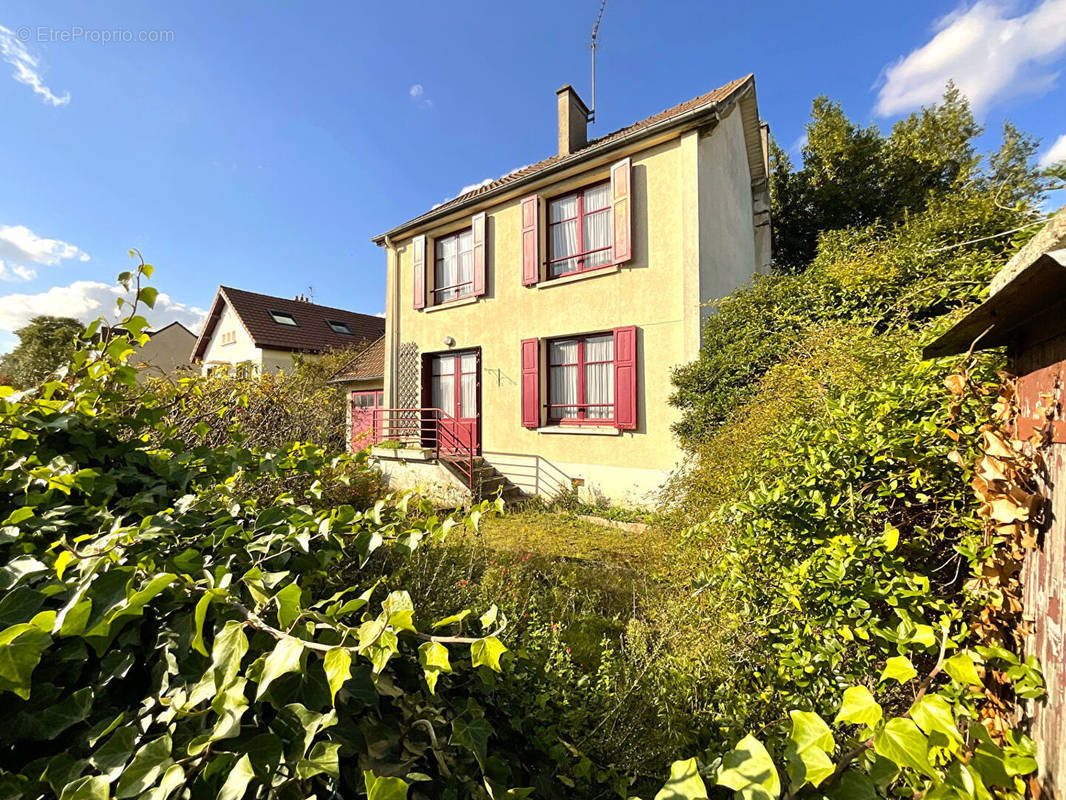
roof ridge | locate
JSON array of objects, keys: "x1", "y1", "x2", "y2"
[
  {"x1": 219, "y1": 285, "x2": 383, "y2": 321},
  {"x1": 374, "y1": 74, "x2": 755, "y2": 240}
]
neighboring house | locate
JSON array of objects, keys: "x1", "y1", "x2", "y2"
[
  {"x1": 370, "y1": 74, "x2": 771, "y2": 506},
  {"x1": 130, "y1": 321, "x2": 197, "y2": 383},
  {"x1": 191, "y1": 286, "x2": 385, "y2": 374},
  {"x1": 328, "y1": 335, "x2": 386, "y2": 450}
]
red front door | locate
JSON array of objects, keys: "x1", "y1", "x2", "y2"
[
  {"x1": 350, "y1": 390, "x2": 383, "y2": 449},
  {"x1": 428, "y1": 351, "x2": 479, "y2": 453}
]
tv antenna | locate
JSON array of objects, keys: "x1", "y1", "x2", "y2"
[{"x1": 589, "y1": 0, "x2": 607, "y2": 124}]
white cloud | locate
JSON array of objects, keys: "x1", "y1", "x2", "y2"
[
  {"x1": 0, "y1": 223, "x2": 89, "y2": 282},
  {"x1": 875, "y1": 0, "x2": 1066, "y2": 116},
  {"x1": 409, "y1": 82, "x2": 433, "y2": 109},
  {"x1": 0, "y1": 224, "x2": 89, "y2": 267},
  {"x1": 0, "y1": 280, "x2": 207, "y2": 343},
  {"x1": 0, "y1": 24, "x2": 70, "y2": 106},
  {"x1": 0, "y1": 262, "x2": 36, "y2": 282},
  {"x1": 1040, "y1": 133, "x2": 1066, "y2": 166},
  {"x1": 374, "y1": 311, "x2": 385, "y2": 318},
  {"x1": 409, "y1": 83, "x2": 423, "y2": 98}
]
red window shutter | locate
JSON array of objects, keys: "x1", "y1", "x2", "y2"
[
  {"x1": 412, "y1": 235, "x2": 426, "y2": 310},
  {"x1": 472, "y1": 212, "x2": 487, "y2": 297},
  {"x1": 520, "y1": 338, "x2": 540, "y2": 428},
  {"x1": 610, "y1": 158, "x2": 632, "y2": 263},
  {"x1": 613, "y1": 325, "x2": 637, "y2": 430},
  {"x1": 520, "y1": 195, "x2": 539, "y2": 286}
]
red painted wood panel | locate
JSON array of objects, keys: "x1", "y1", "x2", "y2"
[
  {"x1": 520, "y1": 338, "x2": 540, "y2": 427},
  {"x1": 613, "y1": 325, "x2": 637, "y2": 430},
  {"x1": 1015, "y1": 328, "x2": 1066, "y2": 797},
  {"x1": 521, "y1": 196, "x2": 539, "y2": 286}
]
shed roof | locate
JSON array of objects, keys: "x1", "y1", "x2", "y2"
[
  {"x1": 924, "y1": 208, "x2": 1066, "y2": 358},
  {"x1": 328, "y1": 335, "x2": 385, "y2": 383}
]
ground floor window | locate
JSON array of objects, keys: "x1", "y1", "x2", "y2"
[{"x1": 547, "y1": 332, "x2": 614, "y2": 423}]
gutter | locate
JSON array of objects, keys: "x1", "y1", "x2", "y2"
[{"x1": 371, "y1": 79, "x2": 751, "y2": 245}]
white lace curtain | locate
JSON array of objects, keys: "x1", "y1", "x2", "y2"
[
  {"x1": 549, "y1": 335, "x2": 614, "y2": 420},
  {"x1": 435, "y1": 231, "x2": 474, "y2": 302}
]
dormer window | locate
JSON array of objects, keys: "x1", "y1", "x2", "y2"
[
  {"x1": 270, "y1": 311, "x2": 298, "y2": 326},
  {"x1": 327, "y1": 320, "x2": 353, "y2": 335}
]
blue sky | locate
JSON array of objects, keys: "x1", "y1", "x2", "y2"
[{"x1": 1, "y1": 1, "x2": 1065, "y2": 351}]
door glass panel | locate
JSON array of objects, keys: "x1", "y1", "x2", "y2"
[
  {"x1": 432, "y1": 374, "x2": 455, "y2": 416},
  {"x1": 460, "y1": 372, "x2": 476, "y2": 418}
]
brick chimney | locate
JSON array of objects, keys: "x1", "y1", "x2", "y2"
[{"x1": 556, "y1": 85, "x2": 589, "y2": 157}]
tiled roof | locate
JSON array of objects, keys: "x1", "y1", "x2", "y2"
[
  {"x1": 329, "y1": 335, "x2": 385, "y2": 382},
  {"x1": 374, "y1": 74, "x2": 753, "y2": 241},
  {"x1": 191, "y1": 286, "x2": 385, "y2": 361}
]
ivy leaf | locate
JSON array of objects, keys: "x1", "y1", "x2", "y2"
[
  {"x1": 943, "y1": 652, "x2": 982, "y2": 686},
  {"x1": 909, "y1": 694, "x2": 963, "y2": 749},
  {"x1": 296, "y1": 741, "x2": 341, "y2": 779},
  {"x1": 59, "y1": 776, "x2": 109, "y2": 800},
  {"x1": 363, "y1": 770, "x2": 409, "y2": 800},
  {"x1": 418, "y1": 641, "x2": 452, "y2": 694},
  {"x1": 873, "y1": 718, "x2": 935, "y2": 778},
  {"x1": 784, "y1": 711, "x2": 834, "y2": 789},
  {"x1": 0, "y1": 621, "x2": 54, "y2": 699},
  {"x1": 824, "y1": 771, "x2": 876, "y2": 800},
  {"x1": 450, "y1": 716, "x2": 492, "y2": 768},
  {"x1": 834, "y1": 685, "x2": 882, "y2": 728},
  {"x1": 141, "y1": 763, "x2": 184, "y2": 800},
  {"x1": 714, "y1": 733, "x2": 781, "y2": 800},
  {"x1": 256, "y1": 637, "x2": 304, "y2": 700},
  {"x1": 217, "y1": 754, "x2": 256, "y2": 800},
  {"x1": 654, "y1": 757, "x2": 708, "y2": 800},
  {"x1": 432, "y1": 610, "x2": 470, "y2": 629},
  {"x1": 880, "y1": 656, "x2": 917, "y2": 684},
  {"x1": 470, "y1": 636, "x2": 507, "y2": 672},
  {"x1": 137, "y1": 287, "x2": 159, "y2": 309},
  {"x1": 191, "y1": 590, "x2": 218, "y2": 657},
  {"x1": 90, "y1": 727, "x2": 137, "y2": 781},
  {"x1": 114, "y1": 735, "x2": 173, "y2": 798},
  {"x1": 480, "y1": 604, "x2": 499, "y2": 630},
  {"x1": 275, "y1": 583, "x2": 302, "y2": 629},
  {"x1": 882, "y1": 523, "x2": 900, "y2": 552},
  {"x1": 323, "y1": 647, "x2": 352, "y2": 705}
]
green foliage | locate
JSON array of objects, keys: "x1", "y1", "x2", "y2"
[
  {"x1": 150, "y1": 347, "x2": 362, "y2": 454},
  {"x1": 649, "y1": 646, "x2": 1041, "y2": 799},
  {"x1": 0, "y1": 259, "x2": 523, "y2": 799},
  {"x1": 671, "y1": 185, "x2": 1036, "y2": 442},
  {"x1": 768, "y1": 85, "x2": 1046, "y2": 272},
  {"x1": 0, "y1": 316, "x2": 84, "y2": 389}
]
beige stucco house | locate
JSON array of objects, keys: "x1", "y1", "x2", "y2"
[
  {"x1": 191, "y1": 286, "x2": 385, "y2": 375},
  {"x1": 371, "y1": 74, "x2": 770, "y2": 506},
  {"x1": 130, "y1": 321, "x2": 197, "y2": 383}
]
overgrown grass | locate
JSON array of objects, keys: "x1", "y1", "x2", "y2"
[{"x1": 378, "y1": 509, "x2": 734, "y2": 794}]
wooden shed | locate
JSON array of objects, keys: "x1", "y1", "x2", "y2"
[{"x1": 927, "y1": 207, "x2": 1066, "y2": 797}]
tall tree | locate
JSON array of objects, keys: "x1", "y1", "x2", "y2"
[
  {"x1": 0, "y1": 316, "x2": 84, "y2": 388},
  {"x1": 770, "y1": 85, "x2": 991, "y2": 272}
]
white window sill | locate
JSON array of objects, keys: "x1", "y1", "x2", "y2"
[
  {"x1": 538, "y1": 425, "x2": 620, "y2": 436},
  {"x1": 424, "y1": 295, "x2": 479, "y2": 313},
  {"x1": 535, "y1": 264, "x2": 620, "y2": 289}
]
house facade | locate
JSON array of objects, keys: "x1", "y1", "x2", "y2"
[
  {"x1": 130, "y1": 321, "x2": 197, "y2": 383},
  {"x1": 191, "y1": 286, "x2": 385, "y2": 376},
  {"x1": 371, "y1": 75, "x2": 770, "y2": 505}
]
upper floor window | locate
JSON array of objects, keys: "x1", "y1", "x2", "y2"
[
  {"x1": 327, "y1": 320, "x2": 353, "y2": 335},
  {"x1": 548, "y1": 181, "x2": 613, "y2": 279},
  {"x1": 270, "y1": 310, "x2": 298, "y2": 326},
  {"x1": 434, "y1": 229, "x2": 474, "y2": 304},
  {"x1": 548, "y1": 332, "x2": 614, "y2": 423}
]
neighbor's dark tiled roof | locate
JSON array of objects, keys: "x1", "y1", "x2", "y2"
[
  {"x1": 192, "y1": 286, "x2": 385, "y2": 361},
  {"x1": 375, "y1": 74, "x2": 753, "y2": 241},
  {"x1": 329, "y1": 335, "x2": 385, "y2": 382}
]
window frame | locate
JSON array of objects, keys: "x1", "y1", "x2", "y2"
[
  {"x1": 546, "y1": 332, "x2": 615, "y2": 425},
  {"x1": 269, "y1": 310, "x2": 298, "y2": 326},
  {"x1": 546, "y1": 179, "x2": 614, "y2": 280},
  {"x1": 327, "y1": 320, "x2": 353, "y2": 336},
  {"x1": 431, "y1": 227, "x2": 475, "y2": 306}
]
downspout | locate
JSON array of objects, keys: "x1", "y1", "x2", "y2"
[{"x1": 383, "y1": 234, "x2": 399, "y2": 408}]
